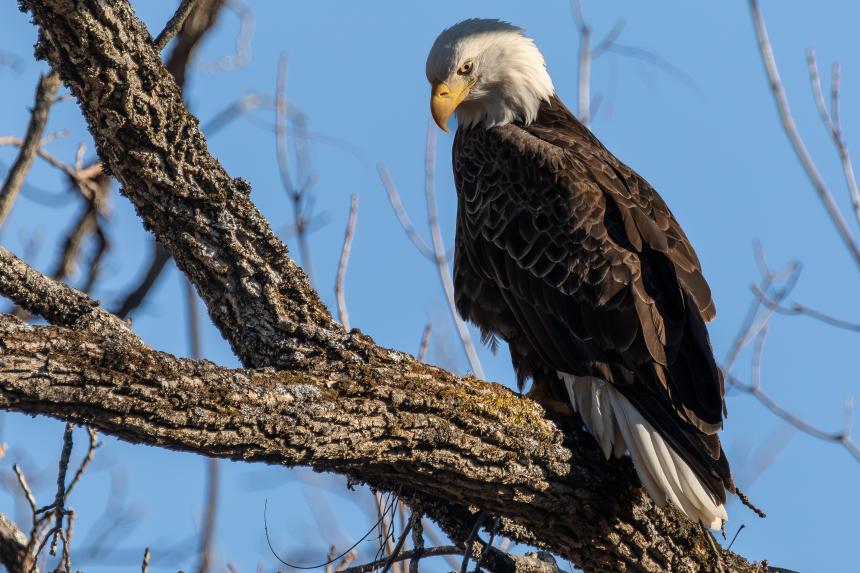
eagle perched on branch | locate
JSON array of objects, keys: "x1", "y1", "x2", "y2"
[{"x1": 426, "y1": 19, "x2": 734, "y2": 528}]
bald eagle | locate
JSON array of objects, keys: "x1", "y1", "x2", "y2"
[{"x1": 426, "y1": 19, "x2": 734, "y2": 528}]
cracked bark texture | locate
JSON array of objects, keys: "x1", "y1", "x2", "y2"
[{"x1": 4, "y1": 1, "x2": 769, "y2": 571}]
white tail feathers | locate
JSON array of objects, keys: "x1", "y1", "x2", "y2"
[{"x1": 560, "y1": 373, "x2": 727, "y2": 529}]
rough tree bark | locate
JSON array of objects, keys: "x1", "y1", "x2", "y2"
[{"x1": 1, "y1": 1, "x2": 770, "y2": 571}]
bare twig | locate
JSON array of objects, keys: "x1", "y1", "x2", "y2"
[
  {"x1": 408, "y1": 514, "x2": 423, "y2": 573},
  {"x1": 201, "y1": 92, "x2": 268, "y2": 135},
  {"x1": 64, "y1": 427, "x2": 98, "y2": 497},
  {"x1": 460, "y1": 511, "x2": 487, "y2": 573},
  {"x1": 724, "y1": 248, "x2": 860, "y2": 464},
  {"x1": 570, "y1": 0, "x2": 592, "y2": 125},
  {"x1": 114, "y1": 243, "x2": 171, "y2": 318},
  {"x1": 0, "y1": 72, "x2": 61, "y2": 226},
  {"x1": 335, "y1": 194, "x2": 358, "y2": 330},
  {"x1": 153, "y1": 0, "x2": 198, "y2": 51},
  {"x1": 417, "y1": 323, "x2": 432, "y2": 362},
  {"x1": 728, "y1": 367, "x2": 859, "y2": 462},
  {"x1": 340, "y1": 547, "x2": 462, "y2": 573},
  {"x1": 423, "y1": 124, "x2": 485, "y2": 379},
  {"x1": 184, "y1": 252, "x2": 220, "y2": 573},
  {"x1": 57, "y1": 510, "x2": 74, "y2": 573},
  {"x1": 195, "y1": 458, "x2": 219, "y2": 573},
  {"x1": 751, "y1": 285, "x2": 860, "y2": 332},
  {"x1": 380, "y1": 519, "x2": 412, "y2": 573},
  {"x1": 141, "y1": 547, "x2": 150, "y2": 573},
  {"x1": 749, "y1": 0, "x2": 860, "y2": 268},
  {"x1": 46, "y1": 424, "x2": 74, "y2": 557},
  {"x1": 276, "y1": 53, "x2": 317, "y2": 285},
  {"x1": 374, "y1": 492, "x2": 397, "y2": 571},
  {"x1": 806, "y1": 50, "x2": 860, "y2": 228},
  {"x1": 0, "y1": 136, "x2": 103, "y2": 199},
  {"x1": 12, "y1": 465, "x2": 37, "y2": 515},
  {"x1": 200, "y1": 0, "x2": 254, "y2": 72},
  {"x1": 377, "y1": 165, "x2": 437, "y2": 261}
]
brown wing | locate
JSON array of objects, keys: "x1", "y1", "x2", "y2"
[{"x1": 452, "y1": 96, "x2": 732, "y2": 498}]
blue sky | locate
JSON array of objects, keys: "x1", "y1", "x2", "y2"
[{"x1": 1, "y1": 1, "x2": 859, "y2": 571}]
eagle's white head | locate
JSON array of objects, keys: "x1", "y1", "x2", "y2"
[{"x1": 426, "y1": 19, "x2": 555, "y2": 131}]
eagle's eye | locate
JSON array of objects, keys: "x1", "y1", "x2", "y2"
[{"x1": 457, "y1": 60, "x2": 474, "y2": 75}]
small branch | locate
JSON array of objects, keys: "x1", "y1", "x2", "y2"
[
  {"x1": 152, "y1": 0, "x2": 199, "y2": 51},
  {"x1": 417, "y1": 323, "x2": 432, "y2": 362},
  {"x1": 377, "y1": 165, "x2": 437, "y2": 261},
  {"x1": 113, "y1": 242, "x2": 171, "y2": 319},
  {"x1": 335, "y1": 194, "x2": 358, "y2": 330},
  {"x1": 0, "y1": 72, "x2": 61, "y2": 226},
  {"x1": 724, "y1": 246, "x2": 860, "y2": 464},
  {"x1": 200, "y1": 0, "x2": 254, "y2": 72},
  {"x1": 379, "y1": 518, "x2": 412, "y2": 573},
  {"x1": 0, "y1": 136, "x2": 102, "y2": 199},
  {"x1": 751, "y1": 285, "x2": 860, "y2": 333},
  {"x1": 45, "y1": 424, "x2": 74, "y2": 556},
  {"x1": 340, "y1": 547, "x2": 461, "y2": 573},
  {"x1": 194, "y1": 459, "x2": 219, "y2": 573},
  {"x1": 423, "y1": 124, "x2": 485, "y2": 379},
  {"x1": 806, "y1": 49, "x2": 860, "y2": 228},
  {"x1": 64, "y1": 427, "x2": 98, "y2": 498},
  {"x1": 408, "y1": 514, "x2": 423, "y2": 573},
  {"x1": 749, "y1": 0, "x2": 860, "y2": 268},
  {"x1": 276, "y1": 53, "x2": 316, "y2": 285},
  {"x1": 728, "y1": 368, "x2": 860, "y2": 463},
  {"x1": 571, "y1": 0, "x2": 592, "y2": 125}
]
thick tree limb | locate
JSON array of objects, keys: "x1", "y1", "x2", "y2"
[
  {"x1": 10, "y1": 1, "x2": 769, "y2": 571},
  {"x1": 0, "y1": 513, "x2": 32, "y2": 573},
  {"x1": 114, "y1": 0, "x2": 227, "y2": 319}
]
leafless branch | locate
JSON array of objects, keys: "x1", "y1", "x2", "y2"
[
  {"x1": 417, "y1": 323, "x2": 432, "y2": 362},
  {"x1": 335, "y1": 194, "x2": 358, "y2": 330},
  {"x1": 727, "y1": 360, "x2": 859, "y2": 463},
  {"x1": 806, "y1": 49, "x2": 860, "y2": 228},
  {"x1": 749, "y1": 0, "x2": 860, "y2": 268},
  {"x1": 340, "y1": 546, "x2": 461, "y2": 573},
  {"x1": 114, "y1": 0, "x2": 228, "y2": 319},
  {"x1": 0, "y1": 136, "x2": 103, "y2": 199},
  {"x1": 200, "y1": 0, "x2": 254, "y2": 72},
  {"x1": 12, "y1": 466, "x2": 37, "y2": 516},
  {"x1": 751, "y1": 284, "x2": 860, "y2": 332},
  {"x1": 45, "y1": 424, "x2": 74, "y2": 557},
  {"x1": 408, "y1": 514, "x2": 423, "y2": 573},
  {"x1": 423, "y1": 124, "x2": 485, "y2": 379},
  {"x1": 377, "y1": 165, "x2": 436, "y2": 261},
  {"x1": 276, "y1": 53, "x2": 317, "y2": 285},
  {"x1": 64, "y1": 427, "x2": 98, "y2": 499},
  {"x1": 0, "y1": 72, "x2": 61, "y2": 226},
  {"x1": 113, "y1": 243, "x2": 171, "y2": 319},
  {"x1": 152, "y1": 0, "x2": 199, "y2": 51},
  {"x1": 724, "y1": 247, "x2": 860, "y2": 464},
  {"x1": 571, "y1": 1, "x2": 592, "y2": 125},
  {"x1": 195, "y1": 458, "x2": 219, "y2": 573}
]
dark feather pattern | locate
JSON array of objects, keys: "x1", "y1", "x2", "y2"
[{"x1": 452, "y1": 95, "x2": 733, "y2": 502}]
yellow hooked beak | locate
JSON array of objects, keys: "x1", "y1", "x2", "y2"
[{"x1": 430, "y1": 78, "x2": 473, "y2": 132}]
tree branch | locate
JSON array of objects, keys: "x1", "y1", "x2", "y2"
[
  {"x1": 11, "y1": 1, "x2": 770, "y2": 571},
  {"x1": 0, "y1": 72, "x2": 61, "y2": 227}
]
